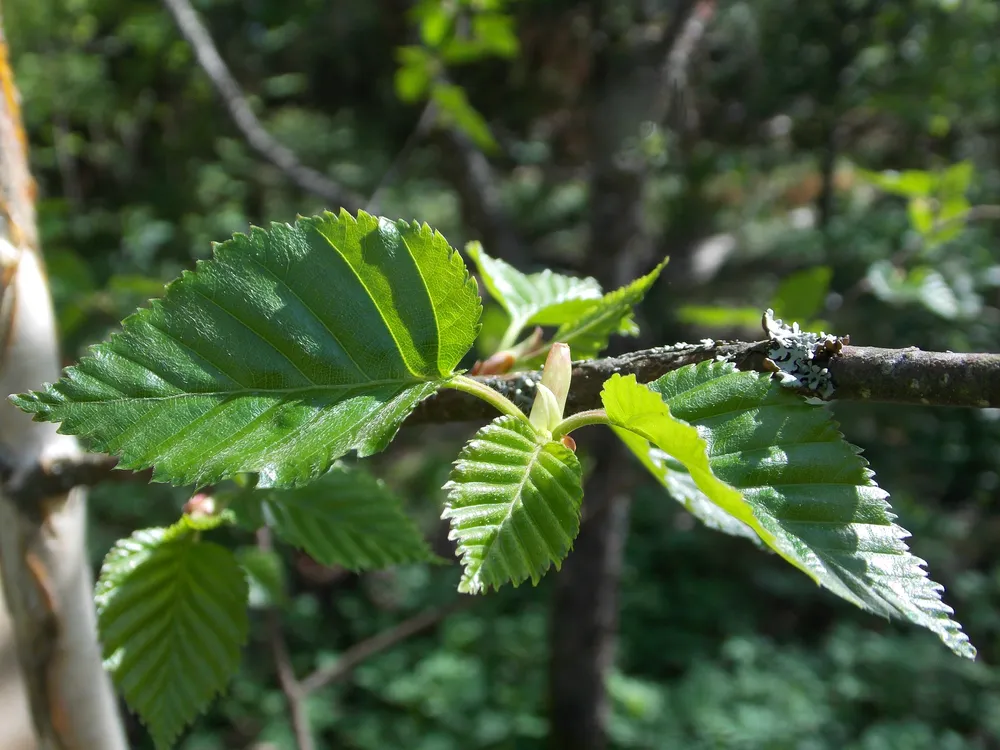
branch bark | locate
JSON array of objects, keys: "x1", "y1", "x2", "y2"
[
  {"x1": 160, "y1": 0, "x2": 363, "y2": 210},
  {"x1": 0, "y1": 15, "x2": 127, "y2": 750},
  {"x1": 3, "y1": 342, "x2": 999, "y2": 506},
  {"x1": 257, "y1": 528, "x2": 315, "y2": 750},
  {"x1": 409, "y1": 341, "x2": 1000, "y2": 425}
]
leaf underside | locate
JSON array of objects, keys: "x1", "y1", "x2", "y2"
[
  {"x1": 443, "y1": 415, "x2": 584, "y2": 593},
  {"x1": 467, "y1": 242, "x2": 603, "y2": 331},
  {"x1": 96, "y1": 527, "x2": 249, "y2": 748},
  {"x1": 521, "y1": 259, "x2": 668, "y2": 366},
  {"x1": 618, "y1": 361, "x2": 975, "y2": 659},
  {"x1": 13, "y1": 210, "x2": 482, "y2": 487},
  {"x1": 240, "y1": 464, "x2": 435, "y2": 570}
]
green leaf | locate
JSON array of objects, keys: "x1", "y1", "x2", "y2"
[
  {"x1": 938, "y1": 160, "x2": 974, "y2": 198},
  {"x1": 623, "y1": 361, "x2": 976, "y2": 659},
  {"x1": 467, "y1": 241, "x2": 603, "y2": 338},
  {"x1": 908, "y1": 197, "x2": 935, "y2": 235},
  {"x1": 615, "y1": 428, "x2": 759, "y2": 542},
  {"x1": 602, "y1": 374, "x2": 788, "y2": 565},
  {"x1": 235, "y1": 546, "x2": 288, "y2": 609},
  {"x1": 395, "y1": 46, "x2": 435, "y2": 101},
  {"x1": 442, "y1": 415, "x2": 584, "y2": 593},
  {"x1": 771, "y1": 266, "x2": 832, "y2": 323},
  {"x1": 13, "y1": 211, "x2": 482, "y2": 488},
  {"x1": 238, "y1": 465, "x2": 436, "y2": 570},
  {"x1": 522, "y1": 259, "x2": 667, "y2": 365},
  {"x1": 96, "y1": 526, "x2": 249, "y2": 748},
  {"x1": 471, "y1": 12, "x2": 520, "y2": 57},
  {"x1": 431, "y1": 82, "x2": 497, "y2": 152},
  {"x1": 927, "y1": 196, "x2": 971, "y2": 246},
  {"x1": 676, "y1": 305, "x2": 761, "y2": 330},
  {"x1": 858, "y1": 168, "x2": 936, "y2": 198}
]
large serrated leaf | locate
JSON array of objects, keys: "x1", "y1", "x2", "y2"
[
  {"x1": 237, "y1": 465, "x2": 435, "y2": 570},
  {"x1": 96, "y1": 526, "x2": 249, "y2": 748},
  {"x1": 521, "y1": 259, "x2": 667, "y2": 365},
  {"x1": 442, "y1": 415, "x2": 583, "y2": 593},
  {"x1": 12, "y1": 210, "x2": 482, "y2": 488},
  {"x1": 620, "y1": 361, "x2": 976, "y2": 659},
  {"x1": 467, "y1": 242, "x2": 603, "y2": 335}
]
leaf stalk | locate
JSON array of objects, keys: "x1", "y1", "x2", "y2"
[
  {"x1": 446, "y1": 375, "x2": 531, "y2": 424},
  {"x1": 551, "y1": 409, "x2": 610, "y2": 439}
]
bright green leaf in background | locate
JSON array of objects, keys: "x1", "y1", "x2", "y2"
[
  {"x1": 867, "y1": 260, "x2": 965, "y2": 320},
  {"x1": 908, "y1": 196, "x2": 935, "y2": 235},
  {"x1": 860, "y1": 161, "x2": 976, "y2": 249},
  {"x1": 96, "y1": 526, "x2": 249, "y2": 748},
  {"x1": 680, "y1": 265, "x2": 831, "y2": 335},
  {"x1": 858, "y1": 168, "x2": 937, "y2": 198},
  {"x1": 394, "y1": 46, "x2": 436, "y2": 102},
  {"x1": 770, "y1": 266, "x2": 832, "y2": 324},
  {"x1": 12, "y1": 211, "x2": 482, "y2": 488},
  {"x1": 621, "y1": 361, "x2": 975, "y2": 659},
  {"x1": 676, "y1": 305, "x2": 761, "y2": 330},
  {"x1": 939, "y1": 160, "x2": 974, "y2": 198},
  {"x1": 234, "y1": 465, "x2": 436, "y2": 570},
  {"x1": 443, "y1": 415, "x2": 584, "y2": 593},
  {"x1": 431, "y1": 82, "x2": 498, "y2": 152}
]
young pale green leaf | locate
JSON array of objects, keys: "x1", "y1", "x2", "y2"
[
  {"x1": 237, "y1": 465, "x2": 436, "y2": 570},
  {"x1": 857, "y1": 168, "x2": 936, "y2": 198},
  {"x1": 96, "y1": 526, "x2": 249, "y2": 748},
  {"x1": 12, "y1": 210, "x2": 481, "y2": 488},
  {"x1": 602, "y1": 374, "x2": 796, "y2": 571},
  {"x1": 614, "y1": 428, "x2": 760, "y2": 543},
  {"x1": 467, "y1": 242, "x2": 603, "y2": 338},
  {"x1": 523, "y1": 259, "x2": 667, "y2": 365},
  {"x1": 624, "y1": 361, "x2": 976, "y2": 659},
  {"x1": 771, "y1": 266, "x2": 832, "y2": 323},
  {"x1": 443, "y1": 415, "x2": 584, "y2": 593}
]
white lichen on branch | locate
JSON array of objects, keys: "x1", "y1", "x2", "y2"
[{"x1": 761, "y1": 309, "x2": 849, "y2": 399}]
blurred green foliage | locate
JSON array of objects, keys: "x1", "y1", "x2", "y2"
[{"x1": 7, "y1": 0, "x2": 1000, "y2": 746}]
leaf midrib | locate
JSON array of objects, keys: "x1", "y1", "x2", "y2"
[
  {"x1": 481, "y1": 437, "x2": 544, "y2": 575},
  {"x1": 59, "y1": 377, "x2": 438, "y2": 406}
]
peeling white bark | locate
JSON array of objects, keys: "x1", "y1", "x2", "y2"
[{"x1": 0, "y1": 15, "x2": 128, "y2": 749}]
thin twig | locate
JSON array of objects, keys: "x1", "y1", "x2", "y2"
[
  {"x1": 257, "y1": 528, "x2": 316, "y2": 750},
  {"x1": 160, "y1": 0, "x2": 362, "y2": 210},
  {"x1": 0, "y1": 453, "x2": 141, "y2": 516},
  {"x1": 407, "y1": 341, "x2": 1000, "y2": 424},
  {"x1": 366, "y1": 101, "x2": 438, "y2": 215},
  {"x1": 651, "y1": 0, "x2": 714, "y2": 127},
  {"x1": 300, "y1": 599, "x2": 471, "y2": 695}
]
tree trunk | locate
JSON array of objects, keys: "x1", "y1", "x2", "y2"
[
  {"x1": 0, "y1": 15, "x2": 128, "y2": 750},
  {"x1": 547, "y1": 9, "x2": 650, "y2": 749}
]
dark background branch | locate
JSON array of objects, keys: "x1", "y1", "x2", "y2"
[{"x1": 161, "y1": 0, "x2": 364, "y2": 210}]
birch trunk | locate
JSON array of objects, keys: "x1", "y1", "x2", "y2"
[{"x1": 0, "y1": 14, "x2": 128, "y2": 750}]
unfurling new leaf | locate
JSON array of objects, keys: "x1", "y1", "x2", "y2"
[
  {"x1": 468, "y1": 242, "x2": 666, "y2": 363},
  {"x1": 443, "y1": 415, "x2": 584, "y2": 593}
]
